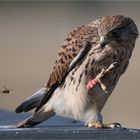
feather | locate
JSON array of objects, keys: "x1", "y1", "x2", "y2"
[
  {"x1": 35, "y1": 41, "x2": 92, "y2": 112},
  {"x1": 15, "y1": 88, "x2": 47, "y2": 113}
]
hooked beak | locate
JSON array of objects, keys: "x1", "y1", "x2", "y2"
[{"x1": 100, "y1": 37, "x2": 111, "y2": 48}]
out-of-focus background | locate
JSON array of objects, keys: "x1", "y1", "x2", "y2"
[{"x1": 0, "y1": 1, "x2": 139, "y2": 128}]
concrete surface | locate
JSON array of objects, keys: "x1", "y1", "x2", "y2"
[{"x1": 0, "y1": 109, "x2": 140, "y2": 139}]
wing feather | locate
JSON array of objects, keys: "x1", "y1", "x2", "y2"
[
  {"x1": 35, "y1": 41, "x2": 92, "y2": 112},
  {"x1": 35, "y1": 25, "x2": 98, "y2": 112},
  {"x1": 46, "y1": 25, "x2": 97, "y2": 88}
]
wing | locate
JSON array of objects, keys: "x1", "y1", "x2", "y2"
[
  {"x1": 35, "y1": 41, "x2": 92, "y2": 112},
  {"x1": 15, "y1": 88, "x2": 47, "y2": 113},
  {"x1": 46, "y1": 25, "x2": 98, "y2": 88},
  {"x1": 36, "y1": 24, "x2": 98, "y2": 112},
  {"x1": 16, "y1": 41, "x2": 92, "y2": 113}
]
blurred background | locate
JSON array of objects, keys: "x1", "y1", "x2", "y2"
[{"x1": 0, "y1": 1, "x2": 139, "y2": 128}]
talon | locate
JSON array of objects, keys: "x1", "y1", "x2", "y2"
[
  {"x1": 112, "y1": 62, "x2": 118, "y2": 66},
  {"x1": 87, "y1": 121, "x2": 103, "y2": 128},
  {"x1": 108, "y1": 62, "x2": 118, "y2": 70},
  {"x1": 103, "y1": 123, "x2": 122, "y2": 128},
  {"x1": 87, "y1": 121, "x2": 122, "y2": 129},
  {"x1": 112, "y1": 123, "x2": 122, "y2": 128},
  {"x1": 94, "y1": 121, "x2": 103, "y2": 128}
]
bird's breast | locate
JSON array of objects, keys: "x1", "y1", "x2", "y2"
[{"x1": 57, "y1": 44, "x2": 130, "y2": 121}]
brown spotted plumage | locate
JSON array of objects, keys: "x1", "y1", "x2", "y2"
[
  {"x1": 47, "y1": 25, "x2": 98, "y2": 88},
  {"x1": 15, "y1": 15, "x2": 138, "y2": 128}
]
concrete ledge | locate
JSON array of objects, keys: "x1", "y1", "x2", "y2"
[
  {"x1": 0, "y1": 127, "x2": 140, "y2": 139},
  {"x1": 0, "y1": 109, "x2": 140, "y2": 139}
]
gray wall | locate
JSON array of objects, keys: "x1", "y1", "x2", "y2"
[{"x1": 0, "y1": 1, "x2": 140, "y2": 128}]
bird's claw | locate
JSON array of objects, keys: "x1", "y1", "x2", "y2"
[
  {"x1": 107, "y1": 62, "x2": 118, "y2": 71},
  {"x1": 87, "y1": 121, "x2": 103, "y2": 128},
  {"x1": 87, "y1": 62, "x2": 118, "y2": 90},
  {"x1": 103, "y1": 122, "x2": 122, "y2": 128},
  {"x1": 87, "y1": 121, "x2": 122, "y2": 129}
]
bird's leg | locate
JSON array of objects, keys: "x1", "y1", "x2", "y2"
[
  {"x1": 87, "y1": 62, "x2": 122, "y2": 128},
  {"x1": 94, "y1": 114, "x2": 104, "y2": 128},
  {"x1": 87, "y1": 62, "x2": 118, "y2": 92},
  {"x1": 87, "y1": 114, "x2": 122, "y2": 128},
  {"x1": 87, "y1": 114, "x2": 103, "y2": 128}
]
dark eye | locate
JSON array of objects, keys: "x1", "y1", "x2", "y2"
[{"x1": 110, "y1": 29, "x2": 120, "y2": 38}]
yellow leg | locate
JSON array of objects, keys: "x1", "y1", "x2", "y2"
[
  {"x1": 87, "y1": 121, "x2": 122, "y2": 128},
  {"x1": 87, "y1": 114, "x2": 122, "y2": 128}
]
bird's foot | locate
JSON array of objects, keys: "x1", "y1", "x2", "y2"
[
  {"x1": 87, "y1": 121, "x2": 122, "y2": 128},
  {"x1": 102, "y1": 122, "x2": 122, "y2": 128},
  {"x1": 87, "y1": 62, "x2": 118, "y2": 91},
  {"x1": 87, "y1": 121, "x2": 103, "y2": 128}
]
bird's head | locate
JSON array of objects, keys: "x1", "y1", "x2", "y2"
[{"x1": 96, "y1": 15, "x2": 139, "y2": 48}]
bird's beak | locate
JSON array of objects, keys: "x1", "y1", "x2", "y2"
[{"x1": 100, "y1": 37, "x2": 111, "y2": 48}]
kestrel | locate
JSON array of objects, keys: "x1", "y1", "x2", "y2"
[{"x1": 15, "y1": 15, "x2": 138, "y2": 128}]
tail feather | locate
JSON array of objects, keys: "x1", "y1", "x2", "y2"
[
  {"x1": 15, "y1": 110, "x2": 55, "y2": 128},
  {"x1": 16, "y1": 116, "x2": 40, "y2": 128},
  {"x1": 15, "y1": 88, "x2": 47, "y2": 113}
]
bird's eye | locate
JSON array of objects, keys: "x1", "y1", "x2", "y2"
[{"x1": 110, "y1": 29, "x2": 120, "y2": 38}]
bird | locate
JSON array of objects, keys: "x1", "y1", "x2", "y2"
[{"x1": 14, "y1": 15, "x2": 139, "y2": 128}]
